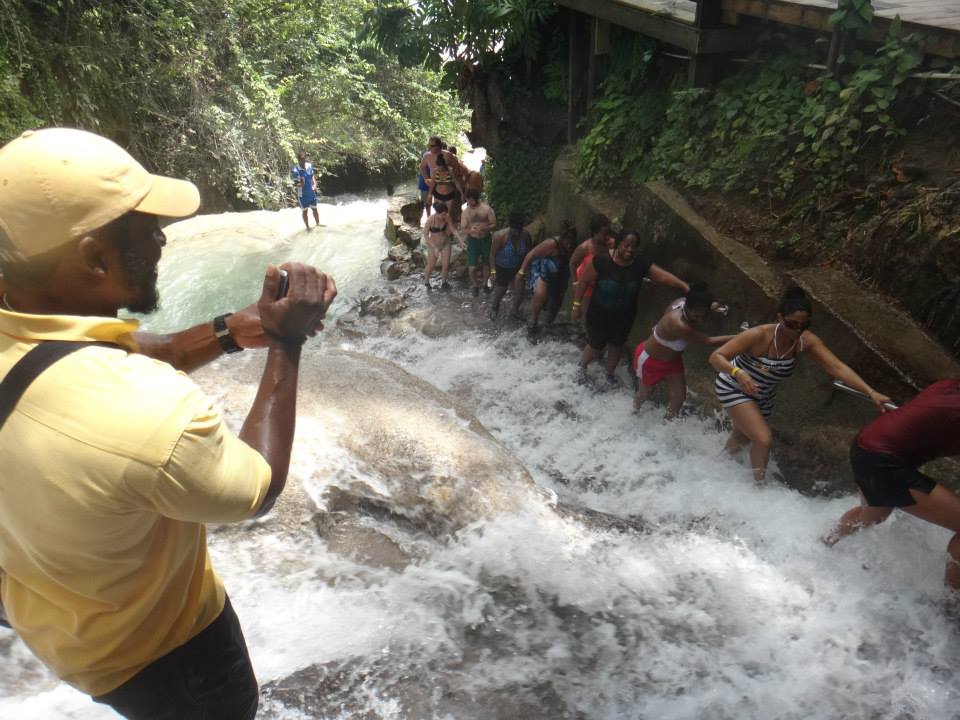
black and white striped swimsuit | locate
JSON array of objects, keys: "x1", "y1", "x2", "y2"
[{"x1": 714, "y1": 326, "x2": 803, "y2": 418}]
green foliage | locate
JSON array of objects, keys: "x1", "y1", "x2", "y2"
[
  {"x1": 829, "y1": 0, "x2": 874, "y2": 32},
  {"x1": 576, "y1": 26, "x2": 929, "y2": 211},
  {"x1": 0, "y1": 0, "x2": 469, "y2": 209},
  {"x1": 485, "y1": 140, "x2": 560, "y2": 223},
  {"x1": 576, "y1": 37, "x2": 661, "y2": 182},
  {"x1": 364, "y1": 0, "x2": 556, "y2": 72},
  {"x1": 541, "y1": 34, "x2": 569, "y2": 105}
]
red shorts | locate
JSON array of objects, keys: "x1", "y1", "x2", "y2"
[{"x1": 633, "y1": 342, "x2": 684, "y2": 388}]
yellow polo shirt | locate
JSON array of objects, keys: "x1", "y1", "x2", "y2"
[{"x1": 0, "y1": 309, "x2": 271, "y2": 696}]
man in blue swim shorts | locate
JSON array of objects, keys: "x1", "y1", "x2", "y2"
[{"x1": 291, "y1": 149, "x2": 320, "y2": 231}]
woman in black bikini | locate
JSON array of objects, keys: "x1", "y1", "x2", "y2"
[
  {"x1": 421, "y1": 202, "x2": 459, "y2": 291},
  {"x1": 709, "y1": 286, "x2": 891, "y2": 483}
]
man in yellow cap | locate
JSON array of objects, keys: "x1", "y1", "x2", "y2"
[{"x1": 0, "y1": 128, "x2": 336, "y2": 718}]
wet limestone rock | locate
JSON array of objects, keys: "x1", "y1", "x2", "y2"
[
  {"x1": 359, "y1": 292, "x2": 407, "y2": 319},
  {"x1": 380, "y1": 260, "x2": 405, "y2": 281},
  {"x1": 400, "y1": 200, "x2": 423, "y2": 224},
  {"x1": 388, "y1": 243, "x2": 411, "y2": 262},
  {"x1": 386, "y1": 191, "x2": 422, "y2": 249},
  {"x1": 191, "y1": 349, "x2": 539, "y2": 539}
]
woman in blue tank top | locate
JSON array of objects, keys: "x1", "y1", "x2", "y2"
[{"x1": 488, "y1": 212, "x2": 531, "y2": 321}]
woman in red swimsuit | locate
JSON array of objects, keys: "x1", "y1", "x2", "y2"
[
  {"x1": 567, "y1": 214, "x2": 613, "y2": 323},
  {"x1": 633, "y1": 282, "x2": 733, "y2": 420}
]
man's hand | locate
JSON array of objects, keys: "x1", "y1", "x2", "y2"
[
  {"x1": 258, "y1": 263, "x2": 336, "y2": 343},
  {"x1": 226, "y1": 304, "x2": 269, "y2": 349}
]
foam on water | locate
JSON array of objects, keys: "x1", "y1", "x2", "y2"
[{"x1": 3, "y1": 205, "x2": 960, "y2": 719}]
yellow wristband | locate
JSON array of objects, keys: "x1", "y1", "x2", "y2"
[
  {"x1": 572, "y1": 300, "x2": 582, "y2": 307},
  {"x1": 490, "y1": 269, "x2": 497, "y2": 275},
  {"x1": 730, "y1": 367, "x2": 741, "y2": 377},
  {"x1": 518, "y1": 270, "x2": 525, "y2": 277}
]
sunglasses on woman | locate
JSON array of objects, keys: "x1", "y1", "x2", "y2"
[{"x1": 783, "y1": 318, "x2": 810, "y2": 332}]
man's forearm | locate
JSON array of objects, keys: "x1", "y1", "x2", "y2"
[
  {"x1": 240, "y1": 341, "x2": 302, "y2": 517},
  {"x1": 133, "y1": 323, "x2": 223, "y2": 373}
]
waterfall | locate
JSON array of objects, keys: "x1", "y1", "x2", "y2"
[{"x1": 3, "y1": 197, "x2": 959, "y2": 720}]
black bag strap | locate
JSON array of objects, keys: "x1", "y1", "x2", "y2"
[
  {"x1": 0, "y1": 340, "x2": 112, "y2": 630},
  {"x1": 0, "y1": 341, "x2": 104, "y2": 431}
]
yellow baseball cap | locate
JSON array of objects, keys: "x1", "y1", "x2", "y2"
[{"x1": 0, "y1": 128, "x2": 200, "y2": 263}]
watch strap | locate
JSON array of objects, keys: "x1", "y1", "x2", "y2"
[{"x1": 213, "y1": 313, "x2": 243, "y2": 354}]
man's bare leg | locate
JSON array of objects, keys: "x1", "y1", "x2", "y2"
[{"x1": 823, "y1": 497, "x2": 893, "y2": 546}]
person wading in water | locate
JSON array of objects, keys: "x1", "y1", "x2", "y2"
[
  {"x1": 633, "y1": 282, "x2": 733, "y2": 420},
  {"x1": 488, "y1": 212, "x2": 531, "y2": 321},
  {"x1": 571, "y1": 231, "x2": 688, "y2": 388},
  {"x1": 516, "y1": 223, "x2": 575, "y2": 338},
  {"x1": 460, "y1": 188, "x2": 497, "y2": 297},
  {"x1": 823, "y1": 379, "x2": 960, "y2": 596},
  {"x1": 710, "y1": 286, "x2": 890, "y2": 483},
  {"x1": 291, "y1": 149, "x2": 320, "y2": 231},
  {"x1": 422, "y1": 201, "x2": 458, "y2": 291},
  {"x1": 568, "y1": 214, "x2": 613, "y2": 326}
]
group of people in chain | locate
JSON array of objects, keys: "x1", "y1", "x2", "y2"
[
  {"x1": 0, "y1": 127, "x2": 957, "y2": 720},
  {"x1": 420, "y1": 155, "x2": 960, "y2": 602}
]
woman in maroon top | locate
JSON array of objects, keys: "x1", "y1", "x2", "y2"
[{"x1": 825, "y1": 379, "x2": 960, "y2": 590}]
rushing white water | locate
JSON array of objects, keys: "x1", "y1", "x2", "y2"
[{"x1": 3, "y1": 198, "x2": 960, "y2": 719}]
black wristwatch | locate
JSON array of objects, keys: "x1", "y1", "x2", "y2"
[{"x1": 213, "y1": 313, "x2": 243, "y2": 354}]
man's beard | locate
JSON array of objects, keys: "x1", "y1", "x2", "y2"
[{"x1": 120, "y1": 246, "x2": 160, "y2": 314}]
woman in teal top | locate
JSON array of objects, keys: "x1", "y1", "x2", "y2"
[{"x1": 572, "y1": 231, "x2": 688, "y2": 386}]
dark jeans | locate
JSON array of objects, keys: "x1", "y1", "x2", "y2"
[{"x1": 93, "y1": 595, "x2": 258, "y2": 720}]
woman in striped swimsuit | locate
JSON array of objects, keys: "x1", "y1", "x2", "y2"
[{"x1": 710, "y1": 286, "x2": 890, "y2": 483}]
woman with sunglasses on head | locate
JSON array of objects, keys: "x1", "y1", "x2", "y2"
[
  {"x1": 426, "y1": 152, "x2": 464, "y2": 221},
  {"x1": 710, "y1": 286, "x2": 891, "y2": 483}
]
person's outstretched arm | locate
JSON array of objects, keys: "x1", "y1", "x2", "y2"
[
  {"x1": 803, "y1": 332, "x2": 891, "y2": 412},
  {"x1": 134, "y1": 307, "x2": 269, "y2": 374},
  {"x1": 648, "y1": 263, "x2": 689, "y2": 293},
  {"x1": 240, "y1": 263, "x2": 336, "y2": 517}
]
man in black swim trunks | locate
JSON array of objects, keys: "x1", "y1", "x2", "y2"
[{"x1": 824, "y1": 379, "x2": 960, "y2": 591}]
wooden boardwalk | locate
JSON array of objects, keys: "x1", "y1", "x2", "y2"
[
  {"x1": 772, "y1": 0, "x2": 960, "y2": 33},
  {"x1": 558, "y1": 0, "x2": 960, "y2": 58},
  {"x1": 614, "y1": 0, "x2": 960, "y2": 33}
]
